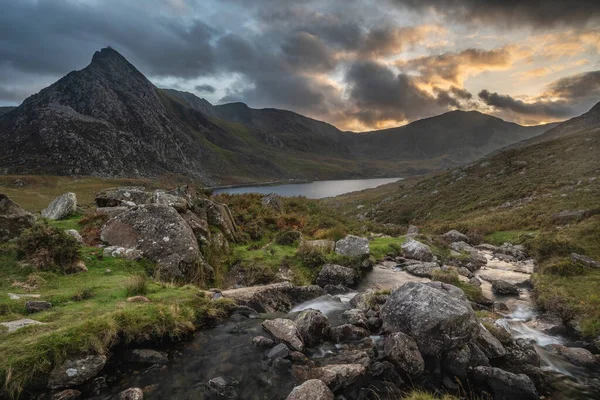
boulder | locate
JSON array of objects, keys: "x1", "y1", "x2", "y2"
[
  {"x1": 492, "y1": 280, "x2": 519, "y2": 296},
  {"x1": 443, "y1": 230, "x2": 469, "y2": 243},
  {"x1": 546, "y1": 344, "x2": 598, "y2": 367},
  {"x1": 0, "y1": 194, "x2": 35, "y2": 242},
  {"x1": 294, "y1": 309, "x2": 331, "y2": 347},
  {"x1": 124, "y1": 349, "x2": 168, "y2": 365},
  {"x1": 95, "y1": 206, "x2": 130, "y2": 218},
  {"x1": 494, "y1": 243, "x2": 527, "y2": 261},
  {"x1": 315, "y1": 264, "x2": 357, "y2": 287},
  {"x1": 449, "y1": 241, "x2": 488, "y2": 270},
  {"x1": 335, "y1": 235, "x2": 370, "y2": 257},
  {"x1": 42, "y1": 193, "x2": 77, "y2": 220},
  {"x1": 102, "y1": 246, "x2": 143, "y2": 260},
  {"x1": 383, "y1": 332, "x2": 425, "y2": 377},
  {"x1": 469, "y1": 277, "x2": 482, "y2": 287},
  {"x1": 0, "y1": 318, "x2": 44, "y2": 332},
  {"x1": 194, "y1": 198, "x2": 238, "y2": 242},
  {"x1": 302, "y1": 240, "x2": 335, "y2": 253},
  {"x1": 181, "y1": 209, "x2": 210, "y2": 244},
  {"x1": 51, "y1": 389, "x2": 82, "y2": 400},
  {"x1": 221, "y1": 283, "x2": 325, "y2": 313},
  {"x1": 252, "y1": 336, "x2": 274, "y2": 348},
  {"x1": 320, "y1": 349, "x2": 372, "y2": 368},
  {"x1": 152, "y1": 190, "x2": 189, "y2": 211},
  {"x1": 404, "y1": 262, "x2": 441, "y2": 278},
  {"x1": 323, "y1": 284, "x2": 351, "y2": 295},
  {"x1": 65, "y1": 229, "x2": 83, "y2": 243},
  {"x1": 475, "y1": 324, "x2": 507, "y2": 359},
  {"x1": 95, "y1": 187, "x2": 152, "y2": 207},
  {"x1": 100, "y1": 204, "x2": 203, "y2": 282},
  {"x1": 286, "y1": 379, "x2": 334, "y2": 400},
  {"x1": 262, "y1": 318, "x2": 304, "y2": 352},
  {"x1": 310, "y1": 364, "x2": 366, "y2": 391},
  {"x1": 406, "y1": 225, "x2": 419, "y2": 235},
  {"x1": 330, "y1": 324, "x2": 370, "y2": 343},
  {"x1": 206, "y1": 376, "x2": 238, "y2": 399},
  {"x1": 266, "y1": 343, "x2": 290, "y2": 360},
  {"x1": 472, "y1": 366, "x2": 538, "y2": 400},
  {"x1": 261, "y1": 193, "x2": 284, "y2": 212},
  {"x1": 401, "y1": 238, "x2": 434, "y2": 262},
  {"x1": 342, "y1": 309, "x2": 368, "y2": 329},
  {"x1": 26, "y1": 300, "x2": 52, "y2": 313},
  {"x1": 116, "y1": 388, "x2": 144, "y2": 400},
  {"x1": 380, "y1": 282, "x2": 478, "y2": 356},
  {"x1": 571, "y1": 253, "x2": 600, "y2": 269},
  {"x1": 48, "y1": 355, "x2": 107, "y2": 389},
  {"x1": 443, "y1": 345, "x2": 471, "y2": 379}
]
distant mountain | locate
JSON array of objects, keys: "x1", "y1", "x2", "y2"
[
  {"x1": 525, "y1": 101, "x2": 600, "y2": 144},
  {"x1": 0, "y1": 47, "x2": 562, "y2": 185},
  {"x1": 0, "y1": 107, "x2": 15, "y2": 116}
]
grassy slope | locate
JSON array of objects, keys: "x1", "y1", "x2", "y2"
[{"x1": 327, "y1": 127, "x2": 600, "y2": 337}]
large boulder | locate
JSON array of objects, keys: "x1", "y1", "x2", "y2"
[
  {"x1": 404, "y1": 262, "x2": 441, "y2": 278},
  {"x1": 316, "y1": 264, "x2": 357, "y2": 287},
  {"x1": 193, "y1": 198, "x2": 238, "y2": 242},
  {"x1": 475, "y1": 324, "x2": 507, "y2": 359},
  {"x1": 95, "y1": 187, "x2": 152, "y2": 207},
  {"x1": 0, "y1": 194, "x2": 35, "y2": 242},
  {"x1": 294, "y1": 309, "x2": 331, "y2": 347},
  {"x1": 401, "y1": 238, "x2": 434, "y2": 262},
  {"x1": 443, "y1": 345, "x2": 471, "y2": 379},
  {"x1": 335, "y1": 235, "x2": 370, "y2": 257},
  {"x1": 546, "y1": 344, "x2": 598, "y2": 367},
  {"x1": 41, "y1": 192, "x2": 77, "y2": 220},
  {"x1": 492, "y1": 280, "x2": 519, "y2": 296},
  {"x1": 100, "y1": 204, "x2": 204, "y2": 282},
  {"x1": 48, "y1": 355, "x2": 107, "y2": 389},
  {"x1": 221, "y1": 282, "x2": 324, "y2": 313},
  {"x1": 383, "y1": 332, "x2": 425, "y2": 377},
  {"x1": 330, "y1": 324, "x2": 370, "y2": 342},
  {"x1": 443, "y1": 230, "x2": 469, "y2": 243},
  {"x1": 380, "y1": 282, "x2": 478, "y2": 356},
  {"x1": 309, "y1": 364, "x2": 366, "y2": 391},
  {"x1": 152, "y1": 190, "x2": 189, "y2": 211},
  {"x1": 494, "y1": 243, "x2": 527, "y2": 261},
  {"x1": 472, "y1": 366, "x2": 538, "y2": 400},
  {"x1": 286, "y1": 379, "x2": 334, "y2": 400},
  {"x1": 262, "y1": 318, "x2": 304, "y2": 352}
]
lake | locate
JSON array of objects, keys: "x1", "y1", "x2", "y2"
[{"x1": 212, "y1": 177, "x2": 401, "y2": 199}]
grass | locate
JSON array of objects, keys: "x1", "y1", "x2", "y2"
[
  {"x1": 47, "y1": 214, "x2": 83, "y2": 231},
  {"x1": 483, "y1": 230, "x2": 539, "y2": 246},
  {"x1": 0, "y1": 244, "x2": 234, "y2": 397},
  {"x1": 369, "y1": 236, "x2": 406, "y2": 259}
]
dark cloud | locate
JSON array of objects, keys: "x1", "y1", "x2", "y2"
[
  {"x1": 433, "y1": 86, "x2": 474, "y2": 108},
  {"x1": 546, "y1": 70, "x2": 600, "y2": 101},
  {"x1": 281, "y1": 32, "x2": 337, "y2": 72},
  {"x1": 195, "y1": 84, "x2": 216, "y2": 94},
  {"x1": 358, "y1": 26, "x2": 434, "y2": 57},
  {"x1": 391, "y1": 0, "x2": 600, "y2": 27},
  {"x1": 478, "y1": 90, "x2": 574, "y2": 118}
]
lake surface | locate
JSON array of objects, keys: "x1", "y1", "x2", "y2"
[{"x1": 212, "y1": 177, "x2": 401, "y2": 199}]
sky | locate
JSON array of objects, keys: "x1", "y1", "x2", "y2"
[{"x1": 1, "y1": 0, "x2": 600, "y2": 131}]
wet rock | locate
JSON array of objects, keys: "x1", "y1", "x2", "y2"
[
  {"x1": 404, "y1": 262, "x2": 441, "y2": 278},
  {"x1": 330, "y1": 324, "x2": 370, "y2": 343},
  {"x1": 303, "y1": 239, "x2": 335, "y2": 253},
  {"x1": 222, "y1": 283, "x2": 324, "y2": 313},
  {"x1": 334, "y1": 235, "x2": 370, "y2": 257},
  {"x1": 571, "y1": 253, "x2": 600, "y2": 269},
  {"x1": 51, "y1": 389, "x2": 81, "y2": 400},
  {"x1": 48, "y1": 355, "x2": 107, "y2": 389},
  {"x1": 262, "y1": 318, "x2": 304, "y2": 352},
  {"x1": 342, "y1": 309, "x2": 368, "y2": 329},
  {"x1": 443, "y1": 230, "x2": 469, "y2": 243},
  {"x1": 443, "y1": 345, "x2": 471, "y2": 379},
  {"x1": 295, "y1": 309, "x2": 331, "y2": 347},
  {"x1": 252, "y1": 336, "x2": 274, "y2": 348},
  {"x1": 492, "y1": 280, "x2": 519, "y2": 296},
  {"x1": 272, "y1": 357, "x2": 292, "y2": 374},
  {"x1": 65, "y1": 229, "x2": 83, "y2": 244},
  {"x1": 383, "y1": 332, "x2": 425, "y2": 377},
  {"x1": 472, "y1": 366, "x2": 538, "y2": 400},
  {"x1": 380, "y1": 282, "x2": 478, "y2": 356},
  {"x1": 286, "y1": 379, "x2": 334, "y2": 400},
  {"x1": 401, "y1": 238, "x2": 434, "y2": 261},
  {"x1": 261, "y1": 193, "x2": 284, "y2": 212},
  {"x1": 100, "y1": 204, "x2": 203, "y2": 282},
  {"x1": 42, "y1": 193, "x2": 77, "y2": 220},
  {"x1": 206, "y1": 376, "x2": 238, "y2": 399},
  {"x1": 26, "y1": 300, "x2": 52, "y2": 313},
  {"x1": 310, "y1": 364, "x2": 366, "y2": 391},
  {"x1": 116, "y1": 388, "x2": 144, "y2": 400},
  {"x1": 323, "y1": 284, "x2": 351, "y2": 295},
  {"x1": 0, "y1": 194, "x2": 35, "y2": 242},
  {"x1": 475, "y1": 324, "x2": 507, "y2": 359},
  {"x1": 316, "y1": 264, "x2": 357, "y2": 288},
  {"x1": 124, "y1": 349, "x2": 168, "y2": 365},
  {"x1": 95, "y1": 187, "x2": 152, "y2": 207},
  {"x1": 546, "y1": 344, "x2": 598, "y2": 367},
  {"x1": 266, "y1": 343, "x2": 290, "y2": 360}
]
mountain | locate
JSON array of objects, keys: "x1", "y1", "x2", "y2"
[
  {"x1": 0, "y1": 47, "x2": 562, "y2": 185},
  {"x1": 524, "y1": 101, "x2": 600, "y2": 144},
  {"x1": 0, "y1": 107, "x2": 15, "y2": 116}
]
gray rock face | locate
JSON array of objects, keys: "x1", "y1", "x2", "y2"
[
  {"x1": 116, "y1": 388, "x2": 144, "y2": 400},
  {"x1": 48, "y1": 355, "x2": 107, "y2": 389},
  {"x1": 315, "y1": 264, "x2": 357, "y2": 287},
  {"x1": 383, "y1": 332, "x2": 425, "y2": 377},
  {"x1": 42, "y1": 192, "x2": 77, "y2": 220},
  {"x1": 26, "y1": 300, "x2": 52, "y2": 313},
  {"x1": 335, "y1": 235, "x2": 370, "y2": 257},
  {"x1": 492, "y1": 280, "x2": 520, "y2": 296},
  {"x1": 380, "y1": 282, "x2": 478, "y2": 356},
  {"x1": 443, "y1": 230, "x2": 469, "y2": 243},
  {"x1": 404, "y1": 262, "x2": 441, "y2": 278},
  {"x1": 152, "y1": 190, "x2": 189, "y2": 211},
  {"x1": 261, "y1": 193, "x2": 284, "y2": 212},
  {"x1": 221, "y1": 283, "x2": 325, "y2": 313},
  {"x1": 101, "y1": 204, "x2": 202, "y2": 282},
  {"x1": 124, "y1": 349, "x2": 168, "y2": 365},
  {"x1": 294, "y1": 309, "x2": 331, "y2": 347},
  {"x1": 96, "y1": 187, "x2": 152, "y2": 207},
  {"x1": 342, "y1": 309, "x2": 368, "y2": 329},
  {"x1": 310, "y1": 364, "x2": 366, "y2": 391},
  {"x1": 401, "y1": 238, "x2": 434, "y2": 262},
  {"x1": 443, "y1": 345, "x2": 471, "y2": 379},
  {"x1": 472, "y1": 366, "x2": 538, "y2": 400},
  {"x1": 286, "y1": 379, "x2": 334, "y2": 400},
  {"x1": 194, "y1": 198, "x2": 238, "y2": 242},
  {"x1": 262, "y1": 318, "x2": 304, "y2": 352},
  {"x1": 0, "y1": 194, "x2": 35, "y2": 242},
  {"x1": 475, "y1": 325, "x2": 507, "y2": 359}
]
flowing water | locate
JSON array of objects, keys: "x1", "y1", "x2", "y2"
[{"x1": 212, "y1": 177, "x2": 401, "y2": 199}]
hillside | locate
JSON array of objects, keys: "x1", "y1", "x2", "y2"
[{"x1": 1, "y1": 47, "x2": 559, "y2": 184}]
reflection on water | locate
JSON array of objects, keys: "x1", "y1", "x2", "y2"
[{"x1": 212, "y1": 178, "x2": 401, "y2": 199}]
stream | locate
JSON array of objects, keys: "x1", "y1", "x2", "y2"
[{"x1": 94, "y1": 252, "x2": 600, "y2": 399}]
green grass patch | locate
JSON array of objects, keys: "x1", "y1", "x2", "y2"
[
  {"x1": 369, "y1": 236, "x2": 406, "y2": 259},
  {"x1": 484, "y1": 230, "x2": 539, "y2": 246},
  {"x1": 47, "y1": 214, "x2": 83, "y2": 231}
]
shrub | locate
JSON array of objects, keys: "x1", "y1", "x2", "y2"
[
  {"x1": 126, "y1": 274, "x2": 148, "y2": 296},
  {"x1": 296, "y1": 244, "x2": 327, "y2": 269},
  {"x1": 432, "y1": 269, "x2": 460, "y2": 285},
  {"x1": 79, "y1": 211, "x2": 109, "y2": 246},
  {"x1": 16, "y1": 222, "x2": 80, "y2": 273},
  {"x1": 526, "y1": 234, "x2": 584, "y2": 262},
  {"x1": 541, "y1": 258, "x2": 588, "y2": 277},
  {"x1": 72, "y1": 287, "x2": 95, "y2": 301},
  {"x1": 274, "y1": 230, "x2": 302, "y2": 245},
  {"x1": 239, "y1": 264, "x2": 276, "y2": 285}
]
